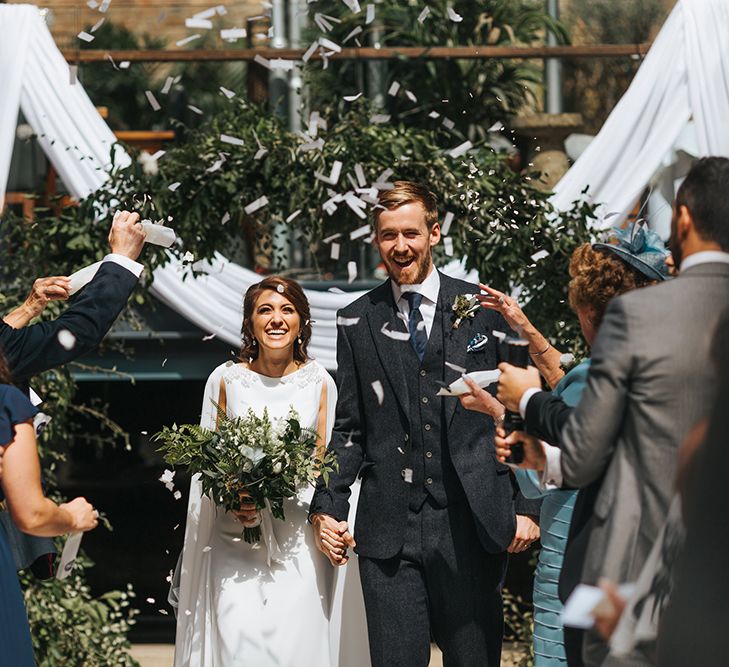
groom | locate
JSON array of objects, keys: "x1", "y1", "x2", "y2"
[{"x1": 310, "y1": 181, "x2": 540, "y2": 666}]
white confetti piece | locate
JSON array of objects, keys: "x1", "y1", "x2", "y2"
[
  {"x1": 99, "y1": 0, "x2": 111, "y2": 12},
  {"x1": 343, "y1": 92, "x2": 363, "y2": 102},
  {"x1": 447, "y1": 6, "x2": 463, "y2": 22},
  {"x1": 302, "y1": 41, "x2": 319, "y2": 62},
  {"x1": 365, "y1": 3, "x2": 375, "y2": 24},
  {"x1": 90, "y1": 17, "x2": 105, "y2": 32},
  {"x1": 343, "y1": 26, "x2": 363, "y2": 43},
  {"x1": 69, "y1": 65, "x2": 78, "y2": 86},
  {"x1": 442, "y1": 117, "x2": 455, "y2": 130},
  {"x1": 168, "y1": 182, "x2": 181, "y2": 191},
  {"x1": 244, "y1": 196, "x2": 269, "y2": 215},
  {"x1": 560, "y1": 353, "x2": 576, "y2": 366},
  {"x1": 202, "y1": 546, "x2": 212, "y2": 553},
  {"x1": 220, "y1": 134, "x2": 245, "y2": 146},
  {"x1": 347, "y1": 261, "x2": 358, "y2": 283},
  {"x1": 530, "y1": 249, "x2": 550, "y2": 262},
  {"x1": 221, "y1": 212, "x2": 231, "y2": 225},
  {"x1": 188, "y1": 104, "x2": 204, "y2": 115},
  {"x1": 371, "y1": 380, "x2": 384, "y2": 405},
  {"x1": 402, "y1": 468, "x2": 413, "y2": 483},
  {"x1": 342, "y1": 0, "x2": 361, "y2": 12},
  {"x1": 449, "y1": 140, "x2": 473, "y2": 158},
  {"x1": 182, "y1": 251, "x2": 195, "y2": 262},
  {"x1": 254, "y1": 148, "x2": 268, "y2": 160},
  {"x1": 319, "y1": 37, "x2": 342, "y2": 53},
  {"x1": 185, "y1": 17, "x2": 212, "y2": 29},
  {"x1": 315, "y1": 160, "x2": 343, "y2": 185},
  {"x1": 444, "y1": 237, "x2": 454, "y2": 256},
  {"x1": 57, "y1": 330, "x2": 76, "y2": 350},
  {"x1": 349, "y1": 224, "x2": 371, "y2": 240},
  {"x1": 161, "y1": 76, "x2": 175, "y2": 95},
  {"x1": 87, "y1": 0, "x2": 98, "y2": 8},
  {"x1": 146, "y1": 597, "x2": 156, "y2": 604},
  {"x1": 405, "y1": 90, "x2": 417, "y2": 103},
  {"x1": 445, "y1": 361, "x2": 466, "y2": 374},
  {"x1": 330, "y1": 242, "x2": 341, "y2": 260},
  {"x1": 145, "y1": 90, "x2": 161, "y2": 111},
  {"x1": 220, "y1": 27, "x2": 246, "y2": 41},
  {"x1": 337, "y1": 316, "x2": 361, "y2": 327},
  {"x1": 119, "y1": 61, "x2": 130, "y2": 69},
  {"x1": 428, "y1": 111, "x2": 440, "y2": 119},
  {"x1": 77, "y1": 31, "x2": 94, "y2": 43},
  {"x1": 492, "y1": 330, "x2": 507, "y2": 342},
  {"x1": 285, "y1": 210, "x2": 301, "y2": 223},
  {"x1": 370, "y1": 114, "x2": 391, "y2": 124},
  {"x1": 354, "y1": 164, "x2": 367, "y2": 187},
  {"x1": 488, "y1": 121, "x2": 504, "y2": 132},
  {"x1": 219, "y1": 86, "x2": 236, "y2": 99},
  {"x1": 173, "y1": 490, "x2": 182, "y2": 500},
  {"x1": 387, "y1": 81, "x2": 401, "y2": 96},
  {"x1": 441, "y1": 211, "x2": 454, "y2": 236},
  {"x1": 176, "y1": 34, "x2": 201, "y2": 47},
  {"x1": 380, "y1": 322, "x2": 410, "y2": 341},
  {"x1": 417, "y1": 6, "x2": 430, "y2": 22},
  {"x1": 254, "y1": 54, "x2": 271, "y2": 69}
]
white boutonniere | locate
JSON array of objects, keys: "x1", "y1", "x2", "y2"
[{"x1": 451, "y1": 294, "x2": 480, "y2": 329}]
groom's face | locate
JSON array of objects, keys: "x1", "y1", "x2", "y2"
[{"x1": 375, "y1": 202, "x2": 441, "y2": 285}]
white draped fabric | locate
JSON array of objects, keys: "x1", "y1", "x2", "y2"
[
  {"x1": 550, "y1": 0, "x2": 729, "y2": 222},
  {"x1": 3, "y1": 1, "x2": 729, "y2": 367},
  {"x1": 0, "y1": 4, "x2": 129, "y2": 211}
]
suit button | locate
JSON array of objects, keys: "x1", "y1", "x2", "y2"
[
  {"x1": 425, "y1": 451, "x2": 433, "y2": 459},
  {"x1": 424, "y1": 424, "x2": 432, "y2": 431},
  {"x1": 421, "y1": 396, "x2": 429, "y2": 404},
  {"x1": 426, "y1": 477, "x2": 433, "y2": 485},
  {"x1": 420, "y1": 369, "x2": 427, "y2": 377}
]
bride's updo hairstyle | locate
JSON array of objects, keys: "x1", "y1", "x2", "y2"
[{"x1": 240, "y1": 276, "x2": 312, "y2": 364}]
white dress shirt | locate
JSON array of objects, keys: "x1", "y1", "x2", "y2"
[
  {"x1": 390, "y1": 267, "x2": 440, "y2": 339},
  {"x1": 103, "y1": 253, "x2": 144, "y2": 278},
  {"x1": 519, "y1": 248, "x2": 729, "y2": 489}
]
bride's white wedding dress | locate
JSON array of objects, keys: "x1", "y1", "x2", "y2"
[{"x1": 173, "y1": 360, "x2": 370, "y2": 667}]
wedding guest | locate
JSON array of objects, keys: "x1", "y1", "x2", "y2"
[
  {"x1": 462, "y1": 224, "x2": 668, "y2": 666},
  {"x1": 0, "y1": 355, "x2": 99, "y2": 666},
  {"x1": 495, "y1": 156, "x2": 729, "y2": 666},
  {"x1": 0, "y1": 210, "x2": 146, "y2": 578}
]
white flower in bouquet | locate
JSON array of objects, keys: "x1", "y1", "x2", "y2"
[{"x1": 153, "y1": 405, "x2": 337, "y2": 543}]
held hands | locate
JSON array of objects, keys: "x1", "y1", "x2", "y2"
[
  {"x1": 108, "y1": 211, "x2": 146, "y2": 261},
  {"x1": 476, "y1": 284, "x2": 529, "y2": 335},
  {"x1": 508, "y1": 514, "x2": 540, "y2": 553},
  {"x1": 458, "y1": 376, "x2": 505, "y2": 422},
  {"x1": 496, "y1": 363, "x2": 541, "y2": 412},
  {"x1": 60, "y1": 497, "x2": 99, "y2": 532},
  {"x1": 232, "y1": 492, "x2": 261, "y2": 528},
  {"x1": 311, "y1": 513, "x2": 356, "y2": 567},
  {"x1": 494, "y1": 426, "x2": 546, "y2": 471}
]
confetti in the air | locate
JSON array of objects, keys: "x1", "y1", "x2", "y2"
[
  {"x1": 244, "y1": 196, "x2": 269, "y2": 215},
  {"x1": 365, "y1": 3, "x2": 375, "y2": 24},
  {"x1": 145, "y1": 90, "x2": 161, "y2": 111},
  {"x1": 77, "y1": 31, "x2": 94, "y2": 43},
  {"x1": 330, "y1": 242, "x2": 340, "y2": 260},
  {"x1": 447, "y1": 7, "x2": 463, "y2": 21},
  {"x1": 449, "y1": 140, "x2": 473, "y2": 159},
  {"x1": 57, "y1": 329, "x2": 76, "y2": 350},
  {"x1": 371, "y1": 380, "x2": 384, "y2": 405},
  {"x1": 337, "y1": 316, "x2": 361, "y2": 327},
  {"x1": 347, "y1": 261, "x2": 358, "y2": 284},
  {"x1": 417, "y1": 6, "x2": 430, "y2": 22},
  {"x1": 530, "y1": 249, "x2": 550, "y2": 262},
  {"x1": 220, "y1": 134, "x2": 245, "y2": 147},
  {"x1": 441, "y1": 211, "x2": 454, "y2": 236}
]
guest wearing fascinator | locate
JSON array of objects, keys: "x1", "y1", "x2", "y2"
[
  {"x1": 460, "y1": 221, "x2": 670, "y2": 667},
  {"x1": 494, "y1": 156, "x2": 729, "y2": 666}
]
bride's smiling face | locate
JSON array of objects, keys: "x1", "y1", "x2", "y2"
[{"x1": 250, "y1": 290, "x2": 301, "y2": 355}]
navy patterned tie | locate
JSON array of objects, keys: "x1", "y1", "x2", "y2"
[{"x1": 403, "y1": 292, "x2": 428, "y2": 361}]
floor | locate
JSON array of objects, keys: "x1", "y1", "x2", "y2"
[{"x1": 129, "y1": 643, "x2": 527, "y2": 666}]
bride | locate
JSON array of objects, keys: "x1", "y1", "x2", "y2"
[{"x1": 173, "y1": 276, "x2": 369, "y2": 666}]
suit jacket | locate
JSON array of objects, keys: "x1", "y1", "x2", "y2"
[
  {"x1": 309, "y1": 271, "x2": 540, "y2": 560},
  {"x1": 0, "y1": 259, "x2": 139, "y2": 575},
  {"x1": 0, "y1": 260, "x2": 139, "y2": 383},
  {"x1": 525, "y1": 262, "x2": 729, "y2": 592}
]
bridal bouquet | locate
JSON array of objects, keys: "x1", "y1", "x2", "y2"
[{"x1": 153, "y1": 406, "x2": 336, "y2": 543}]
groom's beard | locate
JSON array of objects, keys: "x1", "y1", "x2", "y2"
[{"x1": 388, "y1": 253, "x2": 433, "y2": 285}]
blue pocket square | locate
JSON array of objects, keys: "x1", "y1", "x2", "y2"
[{"x1": 467, "y1": 333, "x2": 489, "y2": 353}]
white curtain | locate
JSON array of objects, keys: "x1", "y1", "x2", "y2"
[
  {"x1": 550, "y1": 0, "x2": 729, "y2": 222},
  {"x1": 0, "y1": 4, "x2": 130, "y2": 210}
]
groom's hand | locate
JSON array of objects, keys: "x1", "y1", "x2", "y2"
[
  {"x1": 311, "y1": 513, "x2": 355, "y2": 567},
  {"x1": 508, "y1": 514, "x2": 540, "y2": 554}
]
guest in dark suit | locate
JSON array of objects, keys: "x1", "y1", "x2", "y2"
[
  {"x1": 0, "y1": 210, "x2": 146, "y2": 576},
  {"x1": 310, "y1": 181, "x2": 540, "y2": 667},
  {"x1": 495, "y1": 156, "x2": 729, "y2": 666}
]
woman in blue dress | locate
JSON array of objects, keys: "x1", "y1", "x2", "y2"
[
  {"x1": 460, "y1": 224, "x2": 671, "y2": 665},
  {"x1": 0, "y1": 355, "x2": 99, "y2": 666}
]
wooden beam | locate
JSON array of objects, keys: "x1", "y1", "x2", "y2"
[{"x1": 62, "y1": 43, "x2": 653, "y2": 64}]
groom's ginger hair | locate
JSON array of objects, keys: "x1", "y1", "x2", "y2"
[{"x1": 373, "y1": 181, "x2": 438, "y2": 230}]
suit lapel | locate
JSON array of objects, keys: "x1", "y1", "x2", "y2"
[
  {"x1": 439, "y1": 273, "x2": 470, "y2": 428},
  {"x1": 366, "y1": 281, "x2": 411, "y2": 419}
]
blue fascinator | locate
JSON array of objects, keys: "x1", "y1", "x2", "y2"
[{"x1": 592, "y1": 222, "x2": 672, "y2": 281}]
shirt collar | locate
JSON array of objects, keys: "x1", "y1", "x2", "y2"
[
  {"x1": 391, "y1": 266, "x2": 441, "y2": 306},
  {"x1": 680, "y1": 250, "x2": 729, "y2": 272}
]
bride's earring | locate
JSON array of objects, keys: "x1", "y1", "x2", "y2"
[
  {"x1": 297, "y1": 333, "x2": 303, "y2": 345},
  {"x1": 252, "y1": 338, "x2": 257, "y2": 346}
]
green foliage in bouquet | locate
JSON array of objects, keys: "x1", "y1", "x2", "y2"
[{"x1": 154, "y1": 407, "x2": 336, "y2": 543}]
